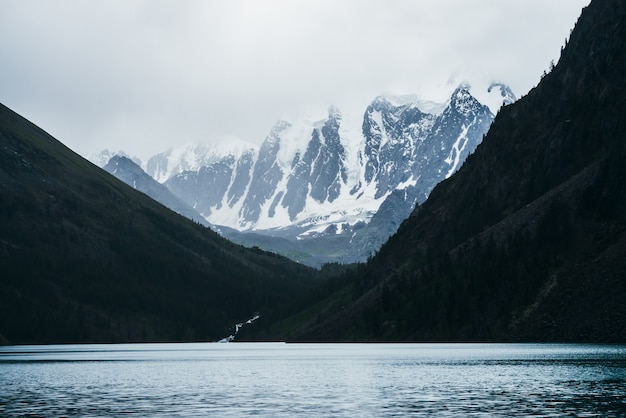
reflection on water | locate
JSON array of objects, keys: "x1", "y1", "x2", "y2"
[{"x1": 1, "y1": 343, "x2": 625, "y2": 416}]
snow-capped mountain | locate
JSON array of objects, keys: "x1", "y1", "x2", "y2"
[
  {"x1": 157, "y1": 85, "x2": 510, "y2": 264},
  {"x1": 92, "y1": 83, "x2": 515, "y2": 266},
  {"x1": 87, "y1": 149, "x2": 142, "y2": 168},
  {"x1": 162, "y1": 85, "x2": 495, "y2": 229},
  {"x1": 485, "y1": 82, "x2": 517, "y2": 111},
  {"x1": 145, "y1": 137, "x2": 257, "y2": 183}
]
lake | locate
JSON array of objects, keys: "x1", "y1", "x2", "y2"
[{"x1": 1, "y1": 342, "x2": 625, "y2": 416}]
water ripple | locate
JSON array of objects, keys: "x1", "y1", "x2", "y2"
[{"x1": 1, "y1": 343, "x2": 625, "y2": 416}]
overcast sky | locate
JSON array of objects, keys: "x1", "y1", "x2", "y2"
[{"x1": 0, "y1": 0, "x2": 589, "y2": 161}]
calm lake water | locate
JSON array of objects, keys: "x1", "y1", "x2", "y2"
[{"x1": 1, "y1": 342, "x2": 625, "y2": 416}]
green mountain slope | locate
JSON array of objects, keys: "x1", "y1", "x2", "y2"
[
  {"x1": 0, "y1": 103, "x2": 317, "y2": 345},
  {"x1": 265, "y1": 0, "x2": 626, "y2": 343}
]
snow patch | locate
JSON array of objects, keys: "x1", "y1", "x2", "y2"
[
  {"x1": 444, "y1": 123, "x2": 470, "y2": 178},
  {"x1": 217, "y1": 314, "x2": 260, "y2": 343}
]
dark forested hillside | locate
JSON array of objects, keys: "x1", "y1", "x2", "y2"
[
  {"x1": 0, "y1": 103, "x2": 318, "y2": 345},
  {"x1": 265, "y1": 0, "x2": 626, "y2": 343}
]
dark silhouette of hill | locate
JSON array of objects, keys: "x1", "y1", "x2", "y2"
[
  {"x1": 0, "y1": 103, "x2": 318, "y2": 345},
  {"x1": 265, "y1": 0, "x2": 626, "y2": 343}
]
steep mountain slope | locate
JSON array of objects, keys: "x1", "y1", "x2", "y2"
[
  {"x1": 266, "y1": 0, "x2": 626, "y2": 342},
  {"x1": 103, "y1": 155, "x2": 210, "y2": 227},
  {"x1": 0, "y1": 104, "x2": 317, "y2": 345}
]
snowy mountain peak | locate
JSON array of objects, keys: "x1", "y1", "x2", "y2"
[
  {"x1": 190, "y1": 136, "x2": 255, "y2": 158},
  {"x1": 105, "y1": 154, "x2": 133, "y2": 172},
  {"x1": 468, "y1": 82, "x2": 518, "y2": 114},
  {"x1": 87, "y1": 149, "x2": 142, "y2": 168},
  {"x1": 145, "y1": 137, "x2": 256, "y2": 183},
  {"x1": 382, "y1": 94, "x2": 420, "y2": 107},
  {"x1": 447, "y1": 85, "x2": 483, "y2": 116},
  {"x1": 328, "y1": 105, "x2": 342, "y2": 120},
  {"x1": 268, "y1": 120, "x2": 292, "y2": 138},
  {"x1": 379, "y1": 91, "x2": 454, "y2": 116},
  {"x1": 488, "y1": 82, "x2": 517, "y2": 107},
  {"x1": 370, "y1": 95, "x2": 395, "y2": 111}
]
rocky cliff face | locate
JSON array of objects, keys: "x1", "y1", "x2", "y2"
[{"x1": 282, "y1": 107, "x2": 348, "y2": 220}]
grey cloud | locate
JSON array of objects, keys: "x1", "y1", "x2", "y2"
[{"x1": 0, "y1": 0, "x2": 589, "y2": 160}]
